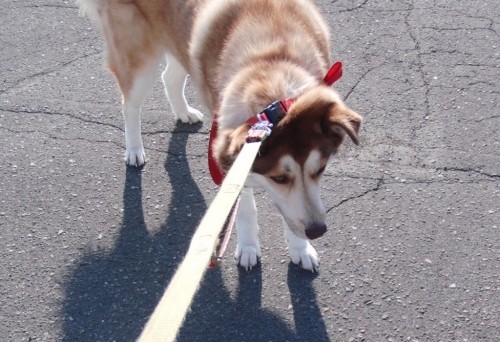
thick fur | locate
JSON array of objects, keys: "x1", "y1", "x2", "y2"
[{"x1": 78, "y1": 0, "x2": 362, "y2": 271}]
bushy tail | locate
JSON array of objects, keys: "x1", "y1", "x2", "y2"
[{"x1": 76, "y1": 0, "x2": 108, "y2": 28}]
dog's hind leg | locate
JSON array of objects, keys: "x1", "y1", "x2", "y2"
[
  {"x1": 235, "y1": 188, "x2": 261, "y2": 270},
  {"x1": 101, "y1": 6, "x2": 162, "y2": 166},
  {"x1": 161, "y1": 55, "x2": 203, "y2": 124},
  {"x1": 285, "y1": 224, "x2": 319, "y2": 272},
  {"x1": 115, "y1": 61, "x2": 159, "y2": 166}
]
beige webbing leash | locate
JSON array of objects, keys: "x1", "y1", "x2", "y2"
[{"x1": 137, "y1": 141, "x2": 262, "y2": 342}]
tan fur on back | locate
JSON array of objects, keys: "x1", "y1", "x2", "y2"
[
  {"x1": 78, "y1": 0, "x2": 203, "y2": 94},
  {"x1": 78, "y1": 0, "x2": 361, "y2": 173},
  {"x1": 191, "y1": 0, "x2": 331, "y2": 126},
  {"x1": 79, "y1": 0, "x2": 330, "y2": 112}
]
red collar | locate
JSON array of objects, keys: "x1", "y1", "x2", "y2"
[
  {"x1": 246, "y1": 61, "x2": 342, "y2": 127},
  {"x1": 209, "y1": 61, "x2": 343, "y2": 185}
]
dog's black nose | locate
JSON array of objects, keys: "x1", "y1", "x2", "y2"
[{"x1": 305, "y1": 223, "x2": 327, "y2": 240}]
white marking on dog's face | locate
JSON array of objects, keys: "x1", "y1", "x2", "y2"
[{"x1": 247, "y1": 150, "x2": 327, "y2": 239}]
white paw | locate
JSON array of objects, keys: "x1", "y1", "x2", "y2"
[
  {"x1": 235, "y1": 244, "x2": 261, "y2": 271},
  {"x1": 125, "y1": 147, "x2": 146, "y2": 167},
  {"x1": 290, "y1": 242, "x2": 319, "y2": 272},
  {"x1": 177, "y1": 107, "x2": 203, "y2": 124}
]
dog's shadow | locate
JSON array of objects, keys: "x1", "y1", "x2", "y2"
[
  {"x1": 61, "y1": 122, "x2": 205, "y2": 341},
  {"x1": 179, "y1": 263, "x2": 330, "y2": 341},
  {"x1": 61, "y1": 122, "x2": 328, "y2": 341}
]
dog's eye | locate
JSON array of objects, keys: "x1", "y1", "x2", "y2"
[
  {"x1": 270, "y1": 175, "x2": 289, "y2": 184},
  {"x1": 314, "y1": 165, "x2": 326, "y2": 178}
]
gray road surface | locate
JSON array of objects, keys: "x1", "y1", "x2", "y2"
[{"x1": 1, "y1": 0, "x2": 499, "y2": 341}]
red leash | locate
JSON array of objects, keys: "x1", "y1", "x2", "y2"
[
  {"x1": 208, "y1": 116, "x2": 225, "y2": 186},
  {"x1": 209, "y1": 197, "x2": 240, "y2": 268}
]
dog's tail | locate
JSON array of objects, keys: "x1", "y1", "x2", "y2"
[{"x1": 76, "y1": 0, "x2": 117, "y2": 30}]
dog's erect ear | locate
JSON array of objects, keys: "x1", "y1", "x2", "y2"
[
  {"x1": 284, "y1": 85, "x2": 362, "y2": 147},
  {"x1": 324, "y1": 105, "x2": 362, "y2": 145},
  {"x1": 213, "y1": 124, "x2": 249, "y2": 172}
]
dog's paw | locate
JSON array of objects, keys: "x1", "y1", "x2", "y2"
[
  {"x1": 289, "y1": 242, "x2": 319, "y2": 272},
  {"x1": 125, "y1": 147, "x2": 146, "y2": 167},
  {"x1": 177, "y1": 107, "x2": 203, "y2": 124},
  {"x1": 235, "y1": 244, "x2": 261, "y2": 271}
]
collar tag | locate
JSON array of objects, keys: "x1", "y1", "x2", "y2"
[
  {"x1": 246, "y1": 100, "x2": 287, "y2": 127},
  {"x1": 260, "y1": 101, "x2": 287, "y2": 125}
]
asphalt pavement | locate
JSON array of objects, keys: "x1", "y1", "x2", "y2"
[{"x1": 1, "y1": 0, "x2": 498, "y2": 341}]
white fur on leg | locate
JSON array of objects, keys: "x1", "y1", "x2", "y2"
[
  {"x1": 122, "y1": 64, "x2": 158, "y2": 166},
  {"x1": 285, "y1": 223, "x2": 319, "y2": 272},
  {"x1": 235, "y1": 188, "x2": 261, "y2": 270},
  {"x1": 123, "y1": 106, "x2": 146, "y2": 166},
  {"x1": 162, "y1": 55, "x2": 203, "y2": 124},
  {"x1": 124, "y1": 116, "x2": 146, "y2": 166}
]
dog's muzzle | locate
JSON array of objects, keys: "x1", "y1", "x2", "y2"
[{"x1": 305, "y1": 223, "x2": 327, "y2": 240}]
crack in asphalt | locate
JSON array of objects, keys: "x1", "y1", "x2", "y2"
[
  {"x1": 446, "y1": 9, "x2": 500, "y2": 38},
  {"x1": 327, "y1": 178, "x2": 384, "y2": 212},
  {"x1": 436, "y1": 167, "x2": 499, "y2": 179},
  {"x1": 475, "y1": 115, "x2": 500, "y2": 123},
  {"x1": 6, "y1": 121, "x2": 494, "y2": 182},
  {"x1": 342, "y1": 150, "x2": 500, "y2": 179},
  {"x1": 0, "y1": 51, "x2": 102, "y2": 95},
  {"x1": 337, "y1": 0, "x2": 370, "y2": 13},
  {"x1": 0, "y1": 125, "x2": 124, "y2": 150},
  {"x1": 344, "y1": 64, "x2": 384, "y2": 102},
  {"x1": 23, "y1": 4, "x2": 78, "y2": 10},
  {"x1": 143, "y1": 129, "x2": 209, "y2": 136},
  {"x1": 0, "y1": 125, "x2": 205, "y2": 158},
  {"x1": 403, "y1": 0, "x2": 431, "y2": 128},
  {"x1": 0, "y1": 106, "x2": 209, "y2": 137},
  {"x1": 0, "y1": 107, "x2": 122, "y2": 131},
  {"x1": 0, "y1": 105, "x2": 208, "y2": 157},
  {"x1": 455, "y1": 62, "x2": 500, "y2": 69},
  {"x1": 326, "y1": 168, "x2": 497, "y2": 212},
  {"x1": 4, "y1": 108, "x2": 495, "y2": 179}
]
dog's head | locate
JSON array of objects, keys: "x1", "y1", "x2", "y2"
[{"x1": 214, "y1": 85, "x2": 362, "y2": 239}]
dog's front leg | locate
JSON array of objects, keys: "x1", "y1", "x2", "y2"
[
  {"x1": 285, "y1": 224, "x2": 319, "y2": 272},
  {"x1": 235, "y1": 187, "x2": 261, "y2": 270}
]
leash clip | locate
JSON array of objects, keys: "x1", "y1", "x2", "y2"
[
  {"x1": 246, "y1": 114, "x2": 273, "y2": 143},
  {"x1": 245, "y1": 100, "x2": 287, "y2": 143}
]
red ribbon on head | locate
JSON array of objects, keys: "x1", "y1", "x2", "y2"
[
  {"x1": 208, "y1": 61, "x2": 343, "y2": 185},
  {"x1": 322, "y1": 61, "x2": 343, "y2": 86}
]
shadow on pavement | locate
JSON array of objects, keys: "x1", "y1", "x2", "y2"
[
  {"x1": 61, "y1": 122, "x2": 205, "y2": 341},
  {"x1": 61, "y1": 122, "x2": 328, "y2": 341},
  {"x1": 178, "y1": 263, "x2": 329, "y2": 341},
  {"x1": 178, "y1": 264, "x2": 295, "y2": 341},
  {"x1": 287, "y1": 263, "x2": 330, "y2": 341}
]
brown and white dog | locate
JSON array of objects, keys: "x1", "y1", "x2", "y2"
[{"x1": 77, "y1": 0, "x2": 362, "y2": 271}]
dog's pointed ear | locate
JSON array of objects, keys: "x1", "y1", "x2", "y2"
[
  {"x1": 324, "y1": 105, "x2": 362, "y2": 145},
  {"x1": 213, "y1": 124, "x2": 249, "y2": 172}
]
